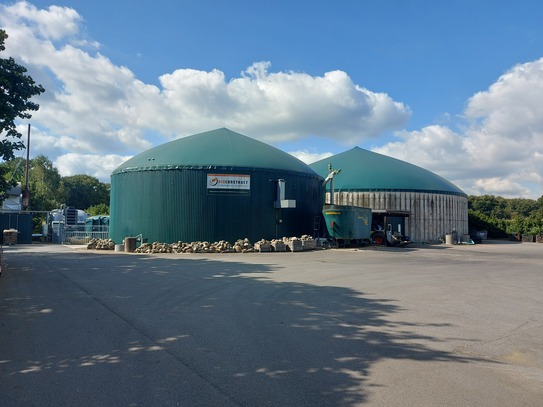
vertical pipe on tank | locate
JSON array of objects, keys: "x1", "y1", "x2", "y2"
[{"x1": 277, "y1": 179, "x2": 286, "y2": 201}]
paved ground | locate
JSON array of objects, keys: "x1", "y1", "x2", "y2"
[{"x1": 0, "y1": 241, "x2": 542, "y2": 406}]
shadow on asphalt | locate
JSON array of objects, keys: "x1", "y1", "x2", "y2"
[{"x1": 0, "y1": 249, "x2": 483, "y2": 406}]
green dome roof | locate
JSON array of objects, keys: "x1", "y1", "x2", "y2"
[
  {"x1": 310, "y1": 147, "x2": 466, "y2": 196},
  {"x1": 113, "y1": 128, "x2": 318, "y2": 175}
]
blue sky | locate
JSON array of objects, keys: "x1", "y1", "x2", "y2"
[{"x1": 2, "y1": 1, "x2": 543, "y2": 197}]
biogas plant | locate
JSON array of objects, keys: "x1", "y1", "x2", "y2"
[
  {"x1": 103, "y1": 128, "x2": 468, "y2": 250},
  {"x1": 7, "y1": 128, "x2": 467, "y2": 249}
]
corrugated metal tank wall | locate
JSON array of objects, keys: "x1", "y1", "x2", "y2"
[
  {"x1": 110, "y1": 168, "x2": 323, "y2": 244},
  {"x1": 328, "y1": 191, "x2": 468, "y2": 242}
]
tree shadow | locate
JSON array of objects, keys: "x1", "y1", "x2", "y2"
[{"x1": 0, "y1": 249, "x2": 483, "y2": 406}]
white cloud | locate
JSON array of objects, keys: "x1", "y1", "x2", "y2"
[
  {"x1": 156, "y1": 62, "x2": 411, "y2": 143},
  {"x1": 288, "y1": 150, "x2": 334, "y2": 165},
  {"x1": 462, "y1": 60, "x2": 543, "y2": 167},
  {"x1": 472, "y1": 177, "x2": 532, "y2": 197},
  {"x1": 374, "y1": 125, "x2": 466, "y2": 175},
  {"x1": 54, "y1": 153, "x2": 131, "y2": 181},
  {"x1": 4, "y1": 1, "x2": 81, "y2": 40},
  {"x1": 1, "y1": 2, "x2": 410, "y2": 182},
  {"x1": 3, "y1": 2, "x2": 542, "y2": 199},
  {"x1": 376, "y1": 58, "x2": 543, "y2": 198}
]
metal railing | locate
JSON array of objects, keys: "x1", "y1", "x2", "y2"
[{"x1": 62, "y1": 226, "x2": 109, "y2": 245}]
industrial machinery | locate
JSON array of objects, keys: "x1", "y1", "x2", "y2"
[
  {"x1": 321, "y1": 164, "x2": 411, "y2": 247},
  {"x1": 43, "y1": 206, "x2": 87, "y2": 243},
  {"x1": 321, "y1": 164, "x2": 371, "y2": 246},
  {"x1": 371, "y1": 210, "x2": 411, "y2": 246}
]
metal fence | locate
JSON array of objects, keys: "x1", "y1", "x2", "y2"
[{"x1": 62, "y1": 226, "x2": 110, "y2": 245}]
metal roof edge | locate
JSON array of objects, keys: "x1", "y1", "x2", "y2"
[
  {"x1": 111, "y1": 165, "x2": 324, "y2": 180},
  {"x1": 331, "y1": 188, "x2": 468, "y2": 198}
]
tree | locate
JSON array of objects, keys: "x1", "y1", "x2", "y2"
[
  {"x1": 0, "y1": 155, "x2": 64, "y2": 233},
  {"x1": 469, "y1": 195, "x2": 508, "y2": 219},
  {"x1": 0, "y1": 30, "x2": 45, "y2": 197},
  {"x1": 29, "y1": 155, "x2": 64, "y2": 211},
  {"x1": 468, "y1": 194, "x2": 543, "y2": 237},
  {"x1": 2, "y1": 155, "x2": 110, "y2": 213},
  {"x1": 507, "y1": 198, "x2": 539, "y2": 218},
  {"x1": 86, "y1": 203, "x2": 110, "y2": 216},
  {"x1": 61, "y1": 174, "x2": 109, "y2": 210},
  {"x1": 0, "y1": 156, "x2": 25, "y2": 184}
]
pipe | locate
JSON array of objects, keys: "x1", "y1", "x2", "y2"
[{"x1": 22, "y1": 124, "x2": 31, "y2": 210}]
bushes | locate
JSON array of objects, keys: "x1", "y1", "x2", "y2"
[
  {"x1": 468, "y1": 210, "x2": 508, "y2": 238},
  {"x1": 468, "y1": 195, "x2": 543, "y2": 238}
]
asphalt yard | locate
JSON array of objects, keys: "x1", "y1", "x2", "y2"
[{"x1": 1, "y1": 241, "x2": 542, "y2": 406}]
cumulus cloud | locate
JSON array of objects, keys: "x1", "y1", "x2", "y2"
[
  {"x1": 3, "y1": 2, "x2": 542, "y2": 199},
  {"x1": 374, "y1": 125, "x2": 466, "y2": 175},
  {"x1": 0, "y1": 2, "x2": 410, "y2": 181},
  {"x1": 55, "y1": 153, "x2": 133, "y2": 181},
  {"x1": 288, "y1": 150, "x2": 334, "y2": 165},
  {"x1": 376, "y1": 58, "x2": 543, "y2": 198},
  {"x1": 4, "y1": 1, "x2": 81, "y2": 40},
  {"x1": 156, "y1": 61, "x2": 411, "y2": 143},
  {"x1": 472, "y1": 178, "x2": 532, "y2": 198}
]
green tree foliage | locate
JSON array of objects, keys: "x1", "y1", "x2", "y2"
[
  {"x1": 0, "y1": 156, "x2": 25, "y2": 183},
  {"x1": 0, "y1": 155, "x2": 64, "y2": 232},
  {"x1": 86, "y1": 203, "x2": 110, "y2": 216},
  {"x1": 0, "y1": 30, "x2": 45, "y2": 197},
  {"x1": 29, "y1": 155, "x2": 64, "y2": 211},
  {"x1": 468, "y1": 195, "x2": 509, "y2": 218},
  {"x1": 28, "y1": 155, "x2": 63, "y2": 233},
  {"x1": 1, "y1": 155, "x2": 110, "y2": 232},
  {"x1": 468, "y1": 210, "x2": 508, "y2": 238},
  {"x1": 468, "y1": 195, "x2": 543, "y2": 237},
  {"x1": 507, "y1": 198, "x2": 540, "y2": 218},
  {"x1": 61, "y1": 174, "x2": 109, "y2": 210}
]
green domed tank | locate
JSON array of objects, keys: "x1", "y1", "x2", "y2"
[
  {"x1": 110, "y1": 128, "x2": 324, "y2": 244},
  {"x1": 310, "y1": 147, "x2": 468, "y2": 243}
]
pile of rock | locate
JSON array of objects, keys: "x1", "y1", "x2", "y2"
[
  {"x1": 300, "y1": 234, "x2": 317, "y2": 250},
  {"x1": 135, "y1": 242, "x2": 174, "y2": 253},
  {"x1": 270, "y1": 239, "x2": 287, "y2": 252},
  {"x1": 268, "y1": 235, "x2": 316, "y2": 252},
  {"x1": 3, "y1": 229, "x2": 18, "y2": 245},
  {"x1": 134, "y1": 238, "x2": 258, "y2": 254},
  {"x1": 174, "y1": 240, "x2": 236, "y2": 254},
  {"x1": 92, "y1": 235, "x2": 319, "y2": 254},
  {"x1": 87, "y1": 238, "x2": 115, "y2": 250},
  {"x1": 254, "y1": 239, "x2": 272, "y2": 252},
  {"x1": 246, "y1": 236, "x2": 317, "y2": 252}
]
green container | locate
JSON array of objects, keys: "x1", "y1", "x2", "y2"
[{"x1": 322, "y1": 204, "x2": 372, "y2": 241}]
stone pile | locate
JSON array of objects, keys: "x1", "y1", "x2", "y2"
[
  {"x1": 270, "y1": 239, "x2": 287, "y2": 252},
  {"x1": 135, "y1": 242, "x2": 175, "y2": 253},
  {"x1": 133, "y1": 238, "x2": 258, "y2": 254},
  {"x1": 254, "y1": 239, "x2": 272, "y2": 252},
  {"x1": 90, "y1": 236, "x2": 319, "y2": 254},
  {"x1": 284, "y1": 237, "x2": 302, "y2": 252},
  {"x1": 300, "y1": 234, "x2": 317, "y2": 250},
  {"x1": 3, "y1": 229, "x2": 18, "y2": 245},
  {"x1": 87, "y1": 238, "x2": 115, "y2": 250}
]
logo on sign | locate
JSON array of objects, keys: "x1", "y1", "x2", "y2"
[
  {"x1": 209, "y1": 176, "x2": 219, "y2": 186},
  {"x1": 207, "y1": 174, "x2": 250, "y2": 194}
]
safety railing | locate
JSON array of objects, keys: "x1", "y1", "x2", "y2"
[{"x1": 62, "y1": 227, "x2": 109, "y2": 245}]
